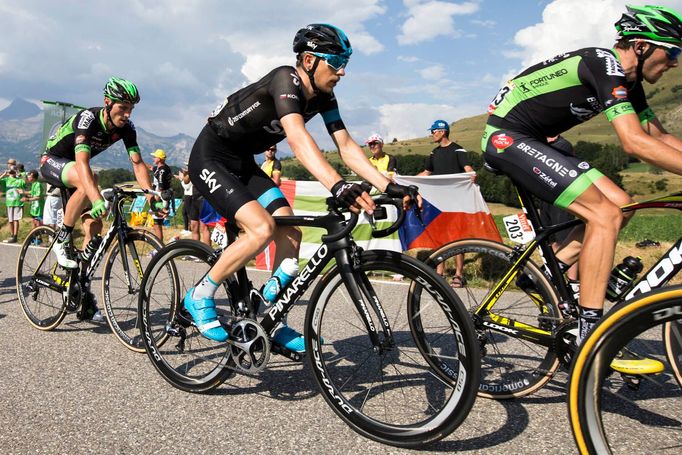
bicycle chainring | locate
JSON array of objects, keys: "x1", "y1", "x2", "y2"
[
  {"x1": 554, "y1": 319, "x2": 578, "y2": 368},
  {"x1": 228, "y1": 318, "x2": 270, "y2": 374}
]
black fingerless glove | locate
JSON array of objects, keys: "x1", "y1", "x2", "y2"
[
  {"x1": 331, "y1": 180, "x2": 365, "y2": 209},
  {"x1": 385, "y1": 182, "x2": 418, "y2": 199}
]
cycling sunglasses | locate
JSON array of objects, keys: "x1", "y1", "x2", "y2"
[
  {"x1": 664, "y1": 45, "x2": 682, "y2": 61},
  {"x1": 310, "y1": 52, "x2": 349, "y2": 71}
]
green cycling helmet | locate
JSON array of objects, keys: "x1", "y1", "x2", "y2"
[
  {"x1": 615, "y1": 4, "x2": 682, "y2": 46},
  {"x1": 103, "y1": 77, "x2": 141, "y2": 104}
]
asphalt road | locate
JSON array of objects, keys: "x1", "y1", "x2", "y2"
[{"x1": 0, "y1": 242, "x2": 679, "y2": 454}]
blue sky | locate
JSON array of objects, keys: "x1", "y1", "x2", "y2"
[{"x1": 1, "y1": 0, "x2": 681, "y2": 152}]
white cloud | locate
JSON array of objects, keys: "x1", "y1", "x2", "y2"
[
  {"x1": 512, "y1": 0, "x2": 682, "y2": 67},
  {"x1": 418, "y1": 64, "x2": 446, "y2": 80},
  {"x1": 398, "y1": 55, "x2": 419, "y2": 63},
  {"x1": 377, "y1": 103, "x2": 467, "y2": 141},
  {"x1": 471, "y1": 19, "x2": 495, "y2": 28},
  {"x1": 398, "y1": 1, "x2": 480, "y2": 45}
]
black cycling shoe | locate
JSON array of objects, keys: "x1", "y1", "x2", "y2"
[{"x1": 77, "y1": 291, "x2": 105, "y2": 323}]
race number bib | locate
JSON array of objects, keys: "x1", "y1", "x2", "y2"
[
  {"x1": 503, "y1": 212, "x2": 535, "y2": 244},
  {"x1": 210, "y1": 223, "x2": 228, "y2": 249}
]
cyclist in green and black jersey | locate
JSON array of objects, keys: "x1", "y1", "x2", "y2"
[
  {"x1": 483, "y1": 5, "x2": 682, "y2": 348},
  {"x1": 40, "y1": 78, "x2": 154, "y2": 293}
]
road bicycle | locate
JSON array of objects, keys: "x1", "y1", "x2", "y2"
[
  {"x1": 568, "y1": 285, "x2": 682, "y2": 454},
  {"x1": 427, "y1": 165, "x2": 682, "y2": 399},
  {"x1": 138, "y1": 192, "x2": 480, "y2": 448},
  {"x1": 16, "y1": 185, "x2": 173, "y2": 352}
]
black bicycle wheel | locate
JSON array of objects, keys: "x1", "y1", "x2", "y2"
[
  {"x1": 568, "y1": 285, "x2": 682, "y2": 454},
  {"x1": 16, "y1": 226, "x2": 67, "y2": 330},
  {"x1": 139, "y1": 240, "x2": 235, "y2": 393},
  {"x1": 102, "y1": 229, "x2": 168, "y2": 352},
  {"x1": 664, "y1": 320, "x2": 682, "y2": 388},
  {"x1": 305, "y1": 250, "x2": 479, "y2": 448},
  {"x1": 428, "y1": 238, "x2": 563, "y2": 399}
]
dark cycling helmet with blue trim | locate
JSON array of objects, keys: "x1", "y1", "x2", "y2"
[
  {"x1": 615, "y1": 4, "x2": 682, "y2": 45},
  {"x1": 103, "y1": 77, "x2": 141, "y2": 104},
  {"x1": 293, "y1": 24, "x2": 353, "y2": 93}
]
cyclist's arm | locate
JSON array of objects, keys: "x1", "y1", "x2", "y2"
[
  {"x1": 641, "y1": 117, "x2": 682, "y2": 151},
  {"x1": 331, "y1": 128, "x2": 391, "y2": 192},
  {"x1": 129, "y1": 151, "x2": 154, "y2": 201},
  {"x1": 281, "y1": 113, "x2": 375, "y2": 213},
  {"x1": 612, "y1": 113, "x2": 682, "y2": 174},
  {"x1": 281, "y1": 112, "x2": 344, "y2": 190},
  {"x1": 74, "y1": 152, "x2": 103, "y2": 204}
]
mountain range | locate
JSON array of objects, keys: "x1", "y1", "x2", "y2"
[{"x1": 0, "y1": 99, "x2": 195, "y2": 170}]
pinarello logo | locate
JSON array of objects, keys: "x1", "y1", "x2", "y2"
[
  {"x1": 533, "y1": 167, "x2": 541, "y2": 174},
  {"x1": 492, "y1": 133, "x2": 513, "y2": 149},
  {"x1": 612, "y1": 85, "x2": 628, "y2": 99}
]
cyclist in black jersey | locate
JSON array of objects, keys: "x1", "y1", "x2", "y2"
[
  {"x1": 482, "y1": 5, "x2": 682, "y2": 348},
  {"x1": 185, "y1": 24, "x2": 419, "y2": 347},
  {"x1": 40, "y1": 77, "x2": 154, "y2": 272}
]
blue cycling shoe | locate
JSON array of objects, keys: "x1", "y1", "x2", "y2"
[
  {"x1": 184, "y1": 288, "x2": 228, "y2": 342},
  {"x1": 272, "y1": 325, "x2": 306, "y2": 353}
]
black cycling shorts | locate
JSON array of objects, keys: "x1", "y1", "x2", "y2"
[
  {"x1": 40, "y1": 155, "x2": 74, "y2": 189},
  {"x1": 188, "y1": 124, "x2": 289, "y2": 221},
  {"x1": 482, "y1": 127, "x2": 604, "y2": 209}
]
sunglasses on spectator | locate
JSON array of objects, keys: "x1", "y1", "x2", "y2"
[
  {"x1": 309, "y1": 52, "x2": 349, "y2": 71},
  {"x1": 368, "y1": 142, "x2": 382, "y2": 147},
  {"x1": 430, "y1": 129, "x2": 445, "y2": 134}
]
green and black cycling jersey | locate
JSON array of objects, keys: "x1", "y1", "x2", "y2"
[
  {"x1": 206, "y1": 65, "x2": 346, "y2": 155},
  {"x1": 485, "y1": 47, "x2": 654, "y2": 143},
  {"x1": 44, "y1": 107, "x2": 140, "y2": 160}
]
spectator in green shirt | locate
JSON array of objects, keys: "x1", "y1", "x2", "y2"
[
  {"x1": 22, "y1": 170, "x2": 45, "y2": 230},
  {"x1": 1, "y1": 168, "x2": 26, "y2": 243}
]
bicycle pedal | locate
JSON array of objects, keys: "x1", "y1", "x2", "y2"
[
  {"x1": 621, "y1": 373, "x2": 641, "y2": 390},
  {"x1": 271, "y1": 343, "x2": 304, "y2": 362}
]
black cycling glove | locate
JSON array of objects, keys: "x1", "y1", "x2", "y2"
[
  {"x1": 331, "y1": 180, "x2": 365, "y2": 209},
  {"x1": 385, "y1": 182, "x2": 418, "y2": 199}
]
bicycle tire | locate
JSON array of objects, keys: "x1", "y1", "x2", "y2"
[
  {"x1": 428, "y1": 238, "x2": 563, "y2": 399},
  {"x1": 102, "y1": 229, "x2": 168, "y2": 352},
  {"x1": 139, "y1": 240, "x2": 235, "y2": 393},
  {"x1": 16, "y1": 226, "x2": 67, "y2": 330},
  {"x1": 568, "y1": 285, "x2": 682, "y2": 454},
  {"x1": 305, "y1": 250, "x2": 480, "y2": 447},
  {"x1": 663, "y1": 320, "x2": 682, "y2": 388}
]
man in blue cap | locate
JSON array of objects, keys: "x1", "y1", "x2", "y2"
[
  {"x1": 418, "y1": 119, "x2": 476, "y2": 288},
  {"x1": 419, "y1": 119, "x2": 475, "y2": 179}
]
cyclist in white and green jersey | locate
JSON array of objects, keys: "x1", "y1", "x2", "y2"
[{"x1": 483, "y1": 5, "x2": 682, "y2": 346}]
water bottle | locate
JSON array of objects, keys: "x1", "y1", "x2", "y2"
[
  {"x1": 80, "y1": 234, "x2": 102, "y2": 262},
  {"x1": 261, "y1": 258, "x2": 299, "y2": 303},
  {"x1": 606, "y1": 256, "x2": 643, "y2": 302}
]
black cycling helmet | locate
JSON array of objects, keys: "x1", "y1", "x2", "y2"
[
  {"x1": 615, "y1": 4, "x2": 682, "y2": 46},
  {"x1": 293, "y1": 23, "x2": 352, "y2": 58},
  {"x1": 103, "y1": 77, "x2": 141, "y2": 104},
  {"x1": 293, "y1": 24, "x2": 352, "y2": 95}
]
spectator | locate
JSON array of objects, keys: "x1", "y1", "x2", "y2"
[
  {"x1": 148, "y1": 149, "x2": 173, "y2": 243},
  {"x1": 366, "y1": 134, "x2": 397, "y2": 179},
  {"x1": 16, "y1": 163, "x2": 27, "y2": 179},
  {"x1": 1, "y1": 168, "x2": 26, "y2": 243},
  {"x1": 418, "y1": 119, "x2": 476, "y2": 288},
  {"x1": 176, "y1": 168, "x2": 193, "y2": 236},
  {"x1": 22, "y1": 170, "x2": 45, "y2": 230},
  {"x1": 42, "y1": 184, "x2": 63, "y2": 229},
  {"x1": 261, "y1": 145, "x2": 282, "y2": 186}
]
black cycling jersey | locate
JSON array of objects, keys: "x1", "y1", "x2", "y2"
[
  {"x1": 207, "y1": 66, "x2": 346, "y2": 155},
  {"x1": 152, "y1": 163, "x2": 172, "y2": 191},
  {"x1": 424, "y1": 143, "x2": 471, "y2": 175},
  {"x1": 45, "y1": 107, "x2": 139, "y2": 160},
  {"x1": 485, "y1": 47, "x2": 653, "y2": 141}
]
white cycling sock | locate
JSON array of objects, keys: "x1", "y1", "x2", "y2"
[{"x1": 192, "y1": 274, "x2": 219, "y2": 299}]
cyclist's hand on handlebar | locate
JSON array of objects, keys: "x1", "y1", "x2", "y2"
[
  {"x1": 385, "y1": 182, "x2": 422, "y2": 212},
  {"x1": 90, "y1": 199, "x2": 107, "y2": 219},
  {"x1": 331, "y1": 180, "x2": 375, "y2": 214}
]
